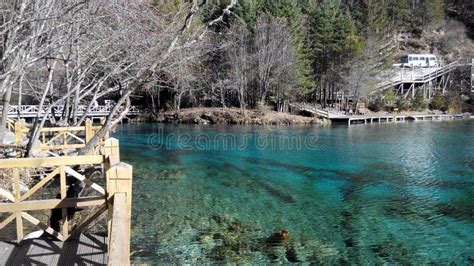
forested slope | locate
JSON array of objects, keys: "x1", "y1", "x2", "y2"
[
  {"x1": 1, "y1": 0, "x2": 473, "y2": 132},
  {"x1": 143, "y1": 0, "x2": 473, "y2": 114}
]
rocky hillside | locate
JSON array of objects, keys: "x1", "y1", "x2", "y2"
[
  {"x1": 447, "y1": 0, "x2": 474, "y2": 37},
  {"x1": 394, "y1": 19, "x2": 474, "y2": 63}
]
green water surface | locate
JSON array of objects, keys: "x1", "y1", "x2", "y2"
[{"x1": 115, "y1": 121, "x2": 474, "y2": 264}]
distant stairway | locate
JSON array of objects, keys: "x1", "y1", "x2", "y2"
[{"x1": 375, "y1": 62, "x2": 459, "y2": 92}]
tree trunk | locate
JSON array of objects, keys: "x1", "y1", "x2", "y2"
[
  {"x1": 79, "y1": 90, "x2": 132, "y2": 155},
  {"x1": 1, "y1": 83, "x2": 13, "y2": 127}
]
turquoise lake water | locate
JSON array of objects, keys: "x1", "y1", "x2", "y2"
[{"x1": 115, "y1": 121, "x2": 474, "y2": 264}]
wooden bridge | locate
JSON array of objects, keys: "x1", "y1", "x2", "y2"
[
  {"x1": 0, "y1": 122, "x2": 133, "y2": 265},
  {"x1": 289, "y1": 102, "x2": 471, "y2": 125},
  {"x1": 1, "y1": 105, "x2": 140, "y2": 120},
  {"x1": 345, "y1": 113, "x2": 470, "y2": 125},
  {"x1": 289, "y1": 103, "x2": 348, "y2": 119},
  {"x1": 289, "y1": 59, "x2": 474, "y2": 121}
]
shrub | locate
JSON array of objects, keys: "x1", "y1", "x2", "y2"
[
  {"x1": 430, "y1": 93, "x2": 447, "y2": 111},
  {"x1": 368, "y1": 97, "x2": 384, "y2": 112},
  {"x1": 412, "y1": 91, "x2": 427, "y2": 111},
  {"x1": 396, "y1": 98, "x2": 411, "y2": 111},
  {"x1": 446, "y1": 92, "x2": 466, "y2": 113}
]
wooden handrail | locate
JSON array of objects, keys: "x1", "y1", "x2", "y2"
[
  {"x1": 0, "y1": 155, "x2": 105, "y2": 168},
  {"x1": 109, "y1": 193, "x2": 131, "y2": 266},
  {"x1": 0, "y1": 138, "x2": 133, "y2": 265},
  {"x1": 12, "y1": 118, "x2": 107, "y2": 156},
  {"x1": 39, "y1": 126, "x2": 102, "y2": 133}
]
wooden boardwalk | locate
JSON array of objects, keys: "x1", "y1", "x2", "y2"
[
  {"x1": 0, "y1": 122, "x2": 133, "y2": 265},
  {"x1": 346, "y1": 113, "x2": 470, "y2": 125},
  {"x1": 375, "y1": 62, "x2": 459, "y2": 92},
  {"x1": 0, "y1": 234, "x2": 107, "y2": 265}
]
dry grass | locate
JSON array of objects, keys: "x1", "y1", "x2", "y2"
[{"x1": 160, "y1": 107, "x2": 329, "y2": 125}]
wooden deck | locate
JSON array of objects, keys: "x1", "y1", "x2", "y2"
[
  {"x1": 0, "y1": 233, "x2": 107, "y2": 265},
  {"x1": 346, "y1": 113, "x2": 469, "y2": 125},
  {"x1": 0, "y1": 124, "x2": 133, "y2": 265}
]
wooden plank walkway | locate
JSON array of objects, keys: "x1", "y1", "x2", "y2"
[
  {"x1": 0, "y1": 233, "x2": 107, "y2": 265},
  {"x1": 346, "y1": 113, "x2": 470, "y2": 125}
]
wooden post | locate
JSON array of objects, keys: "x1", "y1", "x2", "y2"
[
  {"x1": 14, "y1": 120, "x2": 26, "y2": 145},
  {"x1": 60, "y1": 166, "x2": 68, "y2": 239},
  {"x1": 104, "y1": 138, "x2": 120, "y2": 165},
  {"x1": 85, "y1": 119, "x2": 93, "y2": 143},
  {"x1": 104, "y1": 137, "x2": 122, "y2": 243},
  {"x1": 101, "y1": 137, "x2": 135, "y2": 265},
  {"x1": 13, "y1": 168, "x2": 23, "y2": 242},
  {"x1": 14, "y1": 120, "x2": 26, "y2": 157},
  {"x1": 106, "y1": 162, "x2": 133, "y2": 266}
]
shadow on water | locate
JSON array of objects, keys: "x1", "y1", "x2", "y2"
[{"x1": 220, "y1": 162, "x2": 296, "y2": 204}]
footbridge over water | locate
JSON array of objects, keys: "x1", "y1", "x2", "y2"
[
  {"x1": 1, "y1": 105, "x2": 140, "y2": 120},
  {"x1": 289, "y1": 103, "x2": 347, "y2": 119},
  {"x1": 289, "y1": 102, "x2": 471, "y2": 125}
]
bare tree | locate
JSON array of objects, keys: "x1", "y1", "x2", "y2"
[
  {"x1": 227, "y1": 23, "x2": 250, "y2": 113},
  {"x1": 0, "y1": 0, "x2": 238, "y2": 156},
  {"x1": 254, "y1": 15, "x2": 297, "y2": 109}
]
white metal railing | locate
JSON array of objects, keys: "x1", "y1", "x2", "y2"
[
  {"x1": 376, "y1": 62, "x2": 459, "y2": 91},
  {"x1": 289, "y1": 103, "x2": 347, "y2": 119},
  {"x1": 0, "y1": 105, "x2": 140, "y2": 118}
]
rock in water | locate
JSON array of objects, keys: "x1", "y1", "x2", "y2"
[{"x1": 265, "y1": 230, "x2": 290, "y2": 247}]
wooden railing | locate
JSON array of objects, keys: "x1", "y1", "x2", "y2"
[
  {"x1": 0, "y1": 138, "x2": 132, "y2": 265},
  {"x1": 11, "y1": 118, "x2": 108, "y2": 157},
  {"x1": 289, "y1": 103, "x2": 348, "y2": 119}
]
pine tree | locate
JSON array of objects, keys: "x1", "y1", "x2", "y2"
[
  {"x1": 237, "y1": 0, "x2": 265, "y2": 30},
  {"x1": 308, "y1": 0, "x2": 362, "y2": 102}
]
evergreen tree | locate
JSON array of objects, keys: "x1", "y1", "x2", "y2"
[
  {"x1": 237, "y1": 0, "x2": 265, "y2": 30},
  {"x1": 413, "y1": 90, "x2": 428, "y2": 110},
  {"x1": 430, "y1": 93, "x2": 447, "y2": 111},
  {"x1": 308, "y1": 0, "x2": 362, "y2": 103}
]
